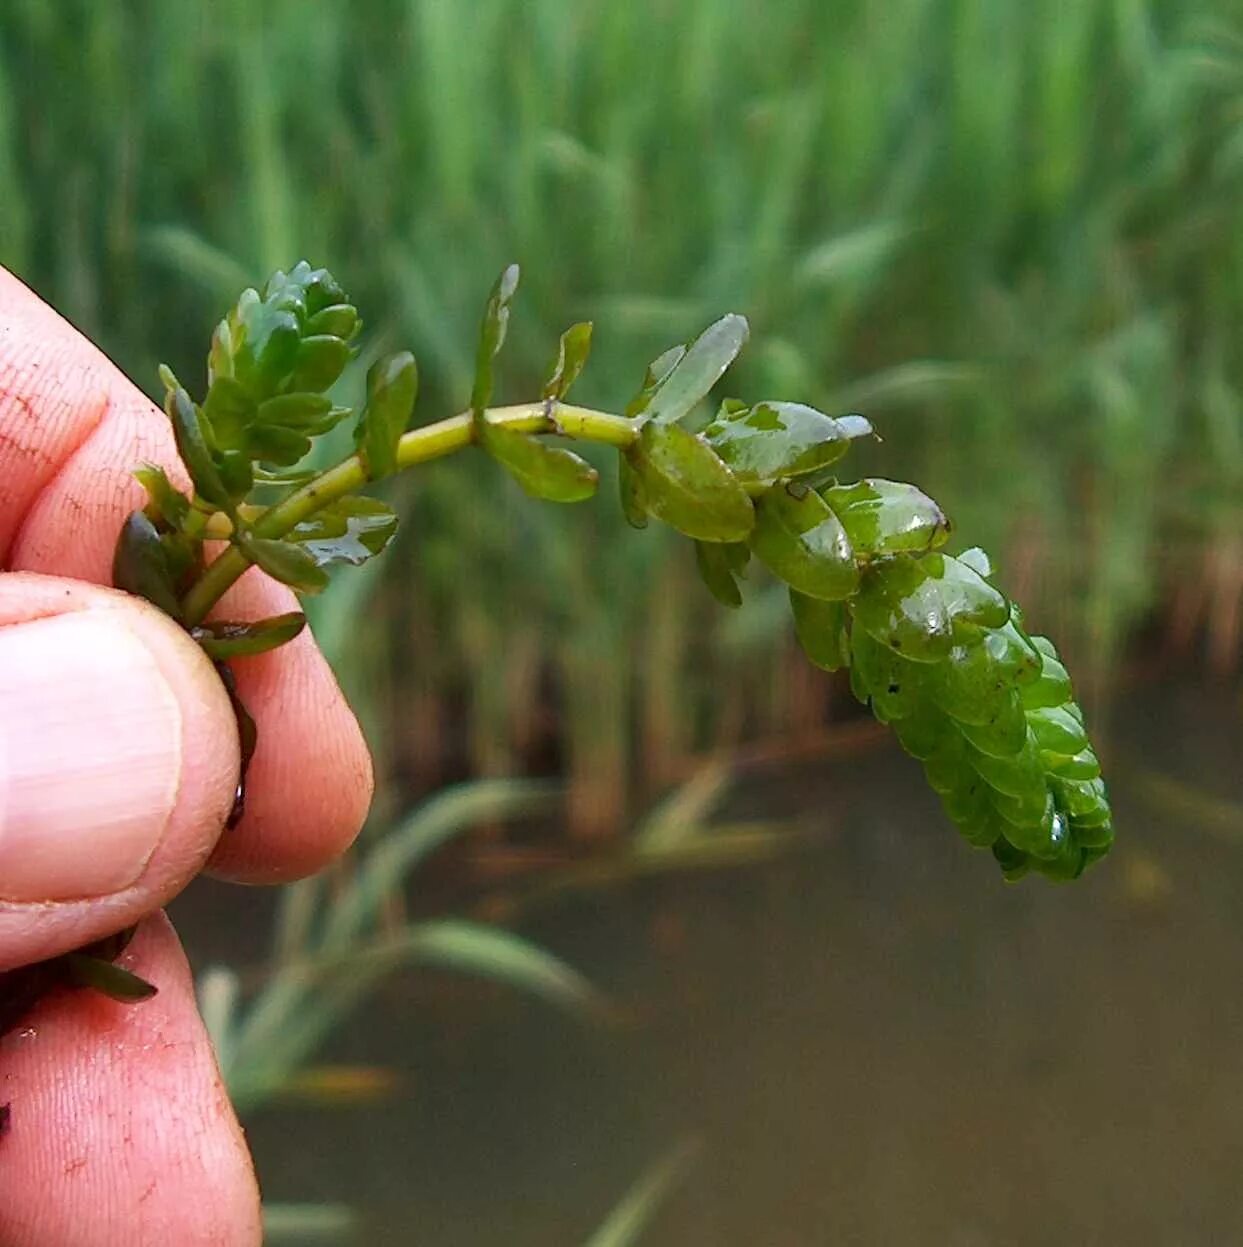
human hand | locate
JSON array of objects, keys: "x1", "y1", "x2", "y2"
[{"x1": 0, "y1": 266, "x2": 373, "y2": 1246}]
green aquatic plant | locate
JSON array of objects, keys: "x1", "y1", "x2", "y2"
[{"x1": 3, "y1": 261, "x2": 1112, "y2": 1021}]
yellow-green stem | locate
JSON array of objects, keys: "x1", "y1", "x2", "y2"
[{"x1": 181, "y1": 403, "x2": 638, "y2": 626}]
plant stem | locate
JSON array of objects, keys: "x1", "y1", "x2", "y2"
[{"x1": 181, "y1": 402, "x2": 638, "y2": 626}]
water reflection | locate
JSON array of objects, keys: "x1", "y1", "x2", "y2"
[{"x1": 174, "y1": 676, "x2": 1243, "y2": 1244}]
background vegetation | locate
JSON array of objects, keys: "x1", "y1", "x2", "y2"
[
  {"x1": 8, "y1": 2, "x2": 1243, "y2": 1241},
  {"x1": 3, "y1": 0, "x2": 1243, "y2": 830}
]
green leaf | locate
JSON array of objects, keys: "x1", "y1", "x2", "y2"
[
  {"x1": 471, "y1": 263, "x2": 521, "y2": 416},
  {"x1": 166, "y1": 385, "x2": 230, "y2": 508},
  {"x1": 854, "y1": 552, "x2": 1009, "y2": 662},
  {"x1": 201, "y1": 376, "x2": 255, "y2": 449},
  {"x1": 704, "y1": 402, "x2": 871, "y2": 485},
  {"x1": 822, "y1": 479, "x2": 949, "y2": 556},
  {"x1": 749, "y1": 486, "x2": 859, "y2": 600},
  {"x1": 931, "y1": 553, "x2": 1010, "y2": 632},
  {"x1": 112, "y1": 511, "x2": 183, "y2": 619},
  {"x1": 640, "y1": 314, "x2": 749, "y2": 427},
  {"x1": 929, "y1": 629, "x2": 1039, "y2": 726},
  {"x1": 542, "y1": 322, "x2": 593, "y2": 401},
  {"x1": 191, "y1": 612, "x2": 307, "y2": 659},
  {"x1": 290, "y1": 334, "x2": 351, "y2": 393},
  {"x1": 300, "y1": 265, "x2": 348, "y2": 317},
  {"x1": 481, "y1": 422, "x2": 599, "y2": 502},
  {"x1": 248, "y1": 425, "x2": 312, "y2": 467},
  {"x1": 256, "y1": 392, "x2": 336, "y2": 431},
  {"x1": 240, "y1": 535, "x2": 330, "y2": 593},
  {"x1": 234, "y1": 292, "x2": 301, "y2": 391},
  {"x1": 61, "y1": 953, "x2": 158, "y2": 1002},
  {"x1": 1043, "y1": 748, "x2": 1101, "y2": 781},
  {"x1": 134, "y1": 463, "x2": 190, "y2": 530},
  {"x1": 356, "y1": 351, "x2": 418, "y2": 479},
  {"x1": 852, "y1": 557, "x2": 953, "y2": 662},
  {"x1": 290, "y1": 496, "x2": 400, "y2": 566},
  {"x1": 618, "y1": 455, "x2": 648, "y2": 528},
  {"x1": 217, "y1": 450, "x2": 255, "y2": 498},
  {"x1": 305, "y1": 303, "x2": 359, "y2": 339},
  {"x1": 1019, "y1": 639, "x2": 1073, "y2": 709},
  {"x1": 625, "y1": 344, "x2": 687, "y2": 418},
  {"x1": 790, "y1": 590, "x2": 851, "y2": 671},
  {"x1": 1027, "y1": 705, "x2": 1089, "y2": 756},
  {"x1": 850, "y1": 625, "x2": 925, "y2": 721},
  {"x1": 626, "y1": 422, "x2": 754, "y2": 541},
  {"x1": 694, "y1": 540, "x2": 743, "y2": 607},
  {"x1": 957, "y1": 546, "x2": 993, "y2": 578}
]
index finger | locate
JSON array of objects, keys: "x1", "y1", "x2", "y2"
[{"x1": 0, "y1": 265, "x2": 372, "y2": 882}]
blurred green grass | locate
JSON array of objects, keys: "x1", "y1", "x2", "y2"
[{"x1": 4, "y1": 0, "x2": 1243, "y2": 828}]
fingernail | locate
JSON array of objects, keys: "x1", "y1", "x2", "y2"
[{"x1": 0, "y1": 611, "x2": 182, "y2": 901}]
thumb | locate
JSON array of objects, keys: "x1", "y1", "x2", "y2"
[{"x1": 0, "y1": 573, "x2": 238, "y2": 971}]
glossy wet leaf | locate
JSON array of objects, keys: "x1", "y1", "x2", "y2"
[
  {"x1": 852, "y1": 557, "x2": 953, "y2": 662},
  {"x1": 749, "y1": 486, "x2": 858, "y2": 600},
  {"x1": 166, "y1": 385, "x2": 230, "y2": 508},
  {"x1": 134, "y1": 463, "x2": 190, "y2": 530},
  {"x1": 472, "y1": 263, "x2": 521, "y2": 416},
  {"x1": 703, "y1": 402, "x2": 870, "y2": 485},
  {"x1": 789, "y1": 590, "x2": 850, "y2": 671},
  {"x1": 625, "y1": 345, "x2": 687, "y2": 418},
  {"x1": 240, "y1": 535, "x2": 330, "y2": 593},
  {"x1": 996, "y1": 794, "x2": 1065, "y2": 859},
  {"x1": 991, "y1": 782, "x2": 1054, "y2": 833},
  {"x1": 1027, "y1": 705, "x2": 1089, "y2": 756},
  {"x1": 640, "y1": 314, "x2": 749, "y2": 428},
  {"x1": 113, "y1": 511, "x2": 182, "y2": 619},
  {"x1": 822, "y1": 478, "x2": 949, "y2": 556},
  {"x1": 542, "y1": 322, "x2": 593, "y2": 401},
  {"x1": 627, "y1": 422, "x2": 754, "y2": 541},
  {"x1": 1019, "y1": 639, "x2": 1074, "y2": 708},
  {"x1": 61, "y1": 953, "x2": 158, "y2": 1002},
  {"x1": 929, "y1": 628, "x2": 1039, "y2": 726},
  {"x1": 1043, "y1": 748, "x2": 1101, "y2": 780},
  {"x1": 956, "y1": 692, "x2": 1028, "y2": 757},
  {"x1": 192, "y1": 612, "x2": 307, "y2": 659},
  {"x1": 1051, "y1": 775, "x2": 1109, "y2": 820},
  {"x1": 930, "y1": 553, "x2": 1010, "y2": 632},
  {"x1": 695, "y1": 541, "x2": 743, "y2": 607},
  {"x1": 965, "y1": 731, "x2": 1045, "y2": 799},
  {"x1": 481, "y1": 423, "x2": 599, "y2": 502},
  {"x1": 357, "y1": 351, "x2": 418, "y2": 479},
  {"x1": 291, "y1": 496, "x2": 400, "y2": 566},
  {"x1": 957, "y1": 546, "x2": 993, "y2": 579}
]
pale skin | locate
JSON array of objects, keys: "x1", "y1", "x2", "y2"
[{"x1": 0, "y1": 266, "x2": 373, "y2": 1245}]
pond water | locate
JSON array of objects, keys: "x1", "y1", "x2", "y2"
[{"x1": 173, "y1": 674, "x2": 1243, "y2": 1245}]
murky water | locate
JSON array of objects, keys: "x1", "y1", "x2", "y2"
[{"x1": 173, "y1": 675, "x2": 1243, "y2": 1245}]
